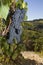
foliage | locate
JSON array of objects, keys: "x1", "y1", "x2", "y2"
[
  {"x1": 0, "y1": 0, "x2": 28, "y2": 65},
  {"x1": 0, "y1": 0, "x2": 12, "y2": 6},
  {"x1": 0, "y1": 0, "x2": 28, "y2": 20},
  {"x1": 0, "y1": 36, "x2": 26, "y2": 64},
  {"x1": 0, "y1": 17, "x2": 26, "y2": 65}
]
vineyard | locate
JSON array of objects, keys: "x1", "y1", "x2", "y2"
[{"x1": 0, "y1": 19, "x2": 43, "y2": 65}]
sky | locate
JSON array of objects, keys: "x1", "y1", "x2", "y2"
[{"x1": 25, "y1": 0, "x2": 43, "y2": 20}]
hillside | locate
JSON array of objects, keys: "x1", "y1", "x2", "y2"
[{"x1": 22, "y1": 19, "x2": 43, "y2": 51}]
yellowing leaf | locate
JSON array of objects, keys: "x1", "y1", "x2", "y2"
[{"x1": 22, "y1": 2, "x2": 26, "y2": 8}]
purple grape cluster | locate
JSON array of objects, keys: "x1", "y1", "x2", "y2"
[{"x1": 7, "y1": 8, "x2": 26, "y2": 44}]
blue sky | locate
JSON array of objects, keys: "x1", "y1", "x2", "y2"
[{"x1": 25, "y1": 0, "x2": 43, "y2": 20}]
